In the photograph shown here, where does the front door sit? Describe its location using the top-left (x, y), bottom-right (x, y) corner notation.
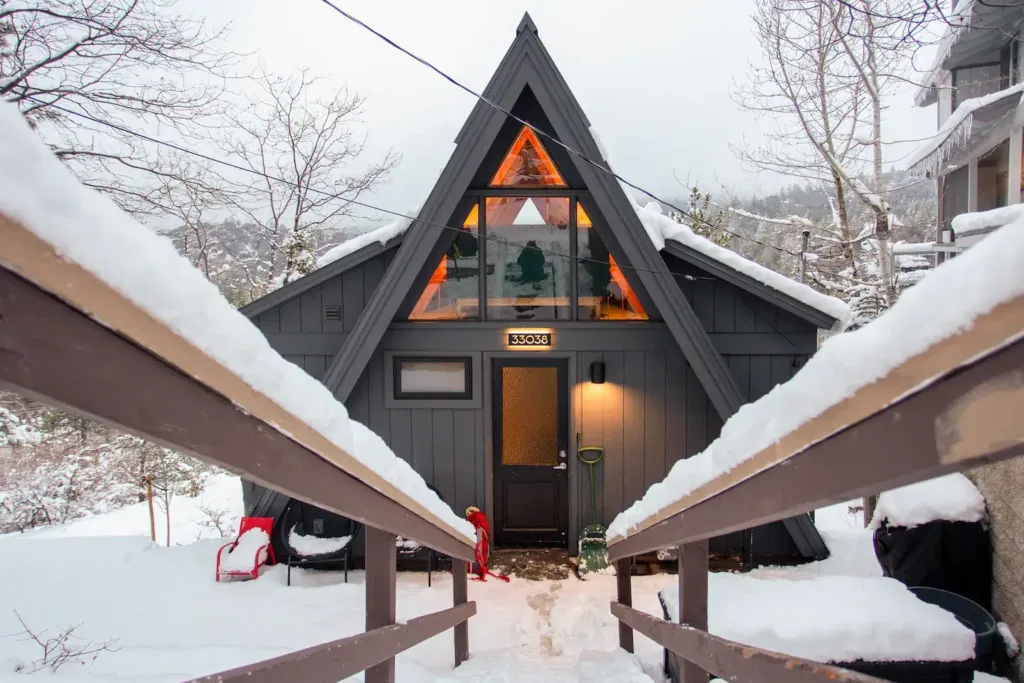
top-left (492, 358), bottom-right (569, 547)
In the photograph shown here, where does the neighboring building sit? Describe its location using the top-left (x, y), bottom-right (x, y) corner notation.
top-left (240, 14), bottom-right (850, 567)
top-left (908, 0), bottom-right (1024, 252)
top-left (910, 4), bottom-right (1024, 675)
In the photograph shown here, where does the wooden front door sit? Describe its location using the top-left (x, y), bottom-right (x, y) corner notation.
top-left (492, 358), bottom-right (569, 547)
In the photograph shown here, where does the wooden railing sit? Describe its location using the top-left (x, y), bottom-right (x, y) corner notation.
top-left (0, 212), bottom-right (477, 683)
top-left (607, 295), bottom-right (1024, 683)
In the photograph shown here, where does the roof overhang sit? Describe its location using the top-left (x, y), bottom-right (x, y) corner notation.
top-left (907, 84), bottom-right (1024, 177)
top-left (662, 240), bottom-right (840, 331)
top-left (916, 0), bottom-right (1024, 107)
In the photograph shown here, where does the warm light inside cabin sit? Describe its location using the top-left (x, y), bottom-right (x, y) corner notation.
top-left (576, 204), bottom-right (648, 320)
top-left (490, 126), bottom-right (567, 188)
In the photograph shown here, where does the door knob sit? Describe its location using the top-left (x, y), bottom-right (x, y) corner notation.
top-left (552, 462), bottom-right (567, 470)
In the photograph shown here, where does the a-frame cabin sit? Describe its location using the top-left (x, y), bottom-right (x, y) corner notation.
top-left (241, 13), bottom-right (848, 566)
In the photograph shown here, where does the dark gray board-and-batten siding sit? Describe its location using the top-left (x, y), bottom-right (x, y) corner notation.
top-left (244, 246), bottom-right (815, 561)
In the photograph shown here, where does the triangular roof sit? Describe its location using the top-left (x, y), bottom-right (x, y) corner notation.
top-left (321, 13), bottom-right (747, 419)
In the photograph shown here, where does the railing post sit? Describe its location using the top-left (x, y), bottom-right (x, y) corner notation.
top-left (679, 541), bottom-right (709, 683)
top-left (453, 558), bottom-right (469, 666)
top-left (616, 557), bottom-right (634, 653)
top-left (366, 526), bottom-right (397, 683)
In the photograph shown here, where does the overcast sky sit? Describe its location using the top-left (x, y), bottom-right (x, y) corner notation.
top-left (186, 0), bottom-right (938, 222)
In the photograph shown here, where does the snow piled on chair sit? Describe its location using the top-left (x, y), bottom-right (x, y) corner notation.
top-left (870, 473), bottom-right (986, 530)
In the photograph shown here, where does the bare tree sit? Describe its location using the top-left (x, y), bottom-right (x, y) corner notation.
top-left (219, 68), bottom-right (398, 290)
top-left (0, 0), bottom-right (237, 217)
top-left (734, 0), bottom-right (921, 323)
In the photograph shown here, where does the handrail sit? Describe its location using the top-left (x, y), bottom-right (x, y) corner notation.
top-left (188, 601), bottom-right (476, 683)
top-left (607, 291), bottom-right (1024, 552)
top-left (609, 333), bottom-right (1024, 560)
top-left (0, 212), bottom-right (475, 558)
top-left (610, 603), bottom-right (886, 683)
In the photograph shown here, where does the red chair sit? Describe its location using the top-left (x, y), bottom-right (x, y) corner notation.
top-left (216, 517), bottom-right (276, 582)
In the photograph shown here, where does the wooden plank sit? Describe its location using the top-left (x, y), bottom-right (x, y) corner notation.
top-left (342, 268), bottom-right (364, 332)
top-left (684, 364), bottom-right (707, 458)
top-left (0, 266), bottom-right (474, 561)
top-left (364, 257), bottom-right (386, 300)
top-left (664, 350), bottom-right (688, 475)
top-left (602, 351), bottom-right (624, 524)
top-left (692, 281), bottom-right (714, 331)
top-left (608, 334), bottom-right (1024, 558)
top-left (726, 356), bottom-right (750, 400)
top-left (191, 601), bottom-right (476, 683)
top-left (679, 541), bottom-right (709, 683)
top-left (713, 283), bottom-right (735, 333)
top-left (0, 215), bottom-right (474, 551)
top-left (623, 352), bottom-right (646, 506)
top-left (610, 603), bottom-right (885, 683)
top-left (453, 560), bottom-right (469, 666)
top-left (303, 355), bottom-right (327, 381)
top-left (368, 351), bottom-right (390, 444)
top-left (453, 410), bottom-right (477, 515)
top-left (579, 351), bottom-right (604, 526)
top-left (365, 526), bottom-right (398, 683)
top-left (749, 356), bottom-right (772, 400)
top-left (644, 351), bottom-right (666, 495)
top-left (411, 409), bottom-right (434, 482)
top-left (257, 308), bottom-right (280, 334)
top-left (616, 559), bottom-right (634, 654)
top-left (734, 296), bottom-right (756, 333)
top-left (433, 409), bottom-right (456, 507)
top-left (300, 287), bottom-right (322, 333)
top-left (280, 297), bottom-right (302, 333)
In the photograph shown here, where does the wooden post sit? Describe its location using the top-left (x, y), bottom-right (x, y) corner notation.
top-left (616, 558), bottom-right (634, 653)
top-left (146, 475), bottom-right (156, 543)
top-left (365, 526), bottom-right (397, 683)
top-left (453, 559), bottom-right (469, 666)
top-left (679, 541), bottom-right (709, 683)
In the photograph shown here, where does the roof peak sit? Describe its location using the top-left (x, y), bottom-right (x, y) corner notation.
top-left (516, 12), bottom-right (538, 36)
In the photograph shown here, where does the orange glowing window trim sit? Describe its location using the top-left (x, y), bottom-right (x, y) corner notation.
top-left (577, 203), bottom-right (592, 227)
top-left (608, 254), bottom-right (647, 319)
top-left (491, 126), bottom-right (567, 187)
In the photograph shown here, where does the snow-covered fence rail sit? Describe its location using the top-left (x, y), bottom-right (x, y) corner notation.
top-left (605, 222), bottom-right (1024, 683)
top-left (0, 102), bottom-right (476, 682)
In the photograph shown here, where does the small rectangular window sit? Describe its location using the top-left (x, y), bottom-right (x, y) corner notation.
top-left (394, 357), bottom-right (472, 399)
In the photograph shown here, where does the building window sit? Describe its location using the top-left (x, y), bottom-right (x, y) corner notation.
top-left (576, 203), bottom-right (648, 320)
top-left (490, 126), bottom-right (567, 188)
top-left (393, 357), bottom-right (472, 399)
top-left (408, 205), bottom-right (481, 321)
top-left (952, 63), bottom-right (1003, 109)
top-left (485, 196), bottom-right (572, 321)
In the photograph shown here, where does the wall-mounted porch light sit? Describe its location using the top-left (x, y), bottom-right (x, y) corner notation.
top-left (590, 361), bottom-right (606, 384)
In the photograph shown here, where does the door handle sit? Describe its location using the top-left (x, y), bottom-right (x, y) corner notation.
top-left (552, 462), bottom-right (567, 470)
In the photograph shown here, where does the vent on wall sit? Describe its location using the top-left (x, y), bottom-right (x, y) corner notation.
top-left (324, 305), bottom-right (341, 322)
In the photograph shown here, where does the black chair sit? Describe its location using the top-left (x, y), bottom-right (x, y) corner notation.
top-left (280, 499), bottom-right (363, 586)
top-left (396, 484), bottom-right (451, 587)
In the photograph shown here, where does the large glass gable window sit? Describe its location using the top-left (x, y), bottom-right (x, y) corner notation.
top-left (408, 126), bottom-right (648, 322)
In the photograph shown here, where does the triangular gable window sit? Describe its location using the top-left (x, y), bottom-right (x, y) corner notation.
top-left (577, 204), bottom-right (648, 320)
top-left (490, 126), bottom-right (566, 188)
top-left (408, 205), bottom-right (481, 320)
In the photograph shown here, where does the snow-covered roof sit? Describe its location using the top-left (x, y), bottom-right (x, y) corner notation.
top-left (906, 83), bottom-right (1024, 177)
top-left (316, 210), bottom-right (417, 270)
top-left (607, 204), bottom-right (1024, 541)
top-left (661, 575), bottom-right (974, 664)
top-left (870, 473), bottom-right (986, 530)
top-left (0, 101), bottom-right (475, 544)
top-left (635, 200), bottom-right (851, 328)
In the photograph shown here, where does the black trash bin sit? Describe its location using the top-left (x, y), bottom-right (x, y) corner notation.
top-left (910, 586), bottom-right (997, 672)
top-left (874, 519), bottom-right (992, 612)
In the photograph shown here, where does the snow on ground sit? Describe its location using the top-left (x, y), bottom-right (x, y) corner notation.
top-left (871, 473), bottom-right (987, 530)
top-left (608, 212), bottom-right (1024, 541)
top-left (0, 488), bottom-right (987, 682)
top-left (0, 102), bottom-right (473, 543)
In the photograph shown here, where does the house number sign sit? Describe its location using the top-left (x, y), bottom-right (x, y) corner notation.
top-left (507, 331), bottom-right (553, 348)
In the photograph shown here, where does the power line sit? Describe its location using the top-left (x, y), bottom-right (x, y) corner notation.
top-left (29, 97), bottom-right (776, 283)
top-left (314, 0), bottom-right (800, 258)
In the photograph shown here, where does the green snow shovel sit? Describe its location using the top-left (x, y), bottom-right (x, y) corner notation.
top-left (577, 436), bottom-right (610, 577)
